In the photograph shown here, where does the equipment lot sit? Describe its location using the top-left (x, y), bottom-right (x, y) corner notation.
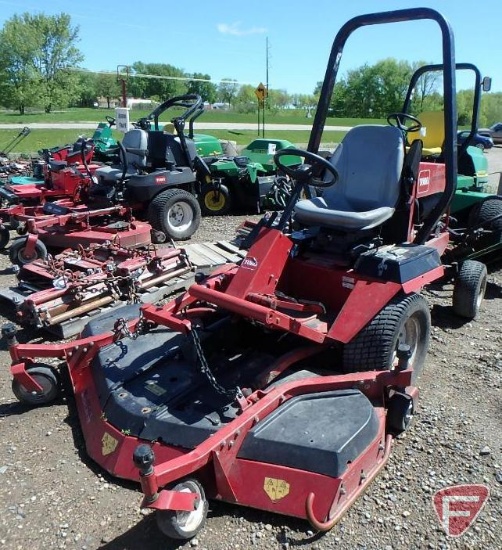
top-left (0, 148), bottom-right (501, 550)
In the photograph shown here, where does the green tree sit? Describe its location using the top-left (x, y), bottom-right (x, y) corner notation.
top-left (186, 72), bottom-right (217, 103)
top-left (0, 12), bottom-right (83, 113)
top-left (96, 73), bottom-right (120, 108)
top-left (75, 70), bottom-right (98, 107)
top-left (0, 14), bottom-right (43, 113)
top-left (234, 84), bottom-right (257, 113)
top-left (326, 58), bottom-right (422, 118)
top-left (267, 89), bottom-right (290, 112)
top-left (480, 92), bottom-right (502, 127)
top-left (129, 62), bottom-right (186, 100)
top-left (217, 79), bottom-right (239, 107)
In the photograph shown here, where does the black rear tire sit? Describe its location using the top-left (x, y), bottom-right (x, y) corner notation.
top-left (452, 260), bottom-right (487, 319)
top-left (148, 189), bottom-right (201, 241)
top-left (468, 198), bottom-right (502, 250)
top-left (343, 293), bottom-right (430, 382)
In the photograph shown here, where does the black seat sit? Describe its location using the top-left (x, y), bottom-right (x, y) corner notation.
top-left (294, 125), bottom-right (405, 231)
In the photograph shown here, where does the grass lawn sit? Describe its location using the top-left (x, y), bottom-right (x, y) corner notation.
top-left (0, 107), bottom-right (382, 155)
top-left (0, 128), bottom-right (347, 156)
top-left (0, 107), bottom-right (385, 126)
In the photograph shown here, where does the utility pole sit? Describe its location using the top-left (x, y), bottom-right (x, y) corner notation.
top-left (266, 36), bottom-right (270, 110)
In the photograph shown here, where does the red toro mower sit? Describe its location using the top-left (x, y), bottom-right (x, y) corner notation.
top-left (4, 7), bottom-right (460, 541)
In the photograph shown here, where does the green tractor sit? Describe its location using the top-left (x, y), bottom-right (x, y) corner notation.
top-left (198, 138), bottom-right (303, 216)
top-left (398, 62), bottom-right (500, 318)
top-left (403, 63), bottom-right (501, 266)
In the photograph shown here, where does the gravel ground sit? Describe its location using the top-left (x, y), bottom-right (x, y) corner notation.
top-left (0, 149), bottom-right (501, 550)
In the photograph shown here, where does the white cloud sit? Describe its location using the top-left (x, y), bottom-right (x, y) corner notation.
top-left (217, 21), bottom-right (267, 36)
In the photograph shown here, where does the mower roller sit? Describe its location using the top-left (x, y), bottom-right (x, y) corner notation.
top-left (1, 238), bottom-right (245, 338)
top-left (5, 7), bottom-right (463, 541)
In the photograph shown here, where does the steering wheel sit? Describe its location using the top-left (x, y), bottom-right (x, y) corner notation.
top-left (105, 115), bottom-right (116, 126)
top-left (387, 113), bottom-right (422, 133)
top-left (274, 148), bottom-right (338, 188)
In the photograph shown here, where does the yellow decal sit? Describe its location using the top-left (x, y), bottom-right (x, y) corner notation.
top-left (264, 477), bottom-right (290, 501)
top-left (101, 432), bottom-right (118, 456)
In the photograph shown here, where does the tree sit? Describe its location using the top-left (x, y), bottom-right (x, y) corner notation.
top-left (186, 72), bottom-right (217, 103)
top-left (326, 58), bottom-right (422, 118)
top-left (96, 73), bottom-right (120, 108)
top-left (234, 84), bottom-right (257, 113)
top-left (75, 70), bottom-right (98, 108)
top-left (0, 12), bottom-right (83, 113)
top-left (267, 89), bottom-right (290, 112)
top-left (480, 92), bottom-right (502, 127)
top-left (0, 14), bottom-right (43, 113)
top-left (129, 62), bottom-right (186, 101)
top-left (217, 79), bottom-right (239, 107)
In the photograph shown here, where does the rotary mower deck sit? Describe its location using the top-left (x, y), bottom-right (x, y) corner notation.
top-left (4, 7), bottom-right (467, 542)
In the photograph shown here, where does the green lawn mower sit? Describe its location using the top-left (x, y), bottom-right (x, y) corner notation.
top-left (400, 62), bottom-right (501, 318)
top-left (199, 138), bottom-right (303, 216)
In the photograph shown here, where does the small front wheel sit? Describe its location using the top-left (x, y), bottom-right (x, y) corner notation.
top-left (0, 225), bottom-right (10, 250)
top-left (12, 364), bottom-right (61, 406)
top-left (200, 183), bottom-right (232, 216)
top-left (9, 237), bottom-right (48, 266)
top-left (156, 479), bottom-right (208, 540)
top-left (387, 392), bottom-right (414, 433)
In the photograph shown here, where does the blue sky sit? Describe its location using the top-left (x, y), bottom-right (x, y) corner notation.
top-left (0, 0), bottom-right (500, 95)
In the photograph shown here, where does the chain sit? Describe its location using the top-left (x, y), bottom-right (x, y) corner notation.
top-left (188, 329), bottom-right (240, 400)
top-left (112, 310), bottom-right (149, 343)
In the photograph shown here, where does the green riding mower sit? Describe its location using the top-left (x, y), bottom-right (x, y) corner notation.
top-left (199, 138), bottom-right (303, 216)
top-left (400, 62), bottom-right (501, 318)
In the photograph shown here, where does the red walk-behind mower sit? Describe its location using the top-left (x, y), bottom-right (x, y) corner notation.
top-left (4, 7), bottom-right (459, 541)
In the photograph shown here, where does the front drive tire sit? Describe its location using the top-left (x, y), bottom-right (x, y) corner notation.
top-left (342, 293), bottom-right (430, 383)
top-left (148, 189), bottom-right (201, 241)
top-left (452, 260), bottom-right (487, 319)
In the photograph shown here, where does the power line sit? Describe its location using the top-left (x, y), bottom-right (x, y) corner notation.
top-left (70, 67), bottom-right (250, 86)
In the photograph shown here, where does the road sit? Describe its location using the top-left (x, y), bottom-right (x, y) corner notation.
top-left (0, 122), bottom-right (352, 131)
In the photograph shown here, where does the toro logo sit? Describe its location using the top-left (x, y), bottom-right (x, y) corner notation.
top-left (417, 169), bottom-right (430, 193)
top-left (155, 175), bottom-right (166, 185)
top-left (433, 484), bottom-right (489, 537)
top-left (241, 256), bottom-right (258, 270)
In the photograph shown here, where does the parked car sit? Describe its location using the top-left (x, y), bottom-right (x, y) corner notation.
top-left (457, 130), bottom-right (494, 150)
top-left (478, 122), bottom-right (502, 144)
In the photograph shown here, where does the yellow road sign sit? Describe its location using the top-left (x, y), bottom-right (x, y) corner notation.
top-left (255, 82), bottom-right (267, 101)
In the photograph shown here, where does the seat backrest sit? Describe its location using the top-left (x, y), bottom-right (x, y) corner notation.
top-left (122, 128), bottom-right (148, 168)
top-left (407, 111), bottom-right (444, 150)
top-left (322, 125), bottom-right (405, 211)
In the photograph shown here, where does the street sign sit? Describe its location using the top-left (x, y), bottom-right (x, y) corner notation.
top-left (255, 82), bottom-right (267, 102)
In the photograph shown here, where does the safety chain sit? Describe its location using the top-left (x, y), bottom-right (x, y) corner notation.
top-left (188, 328), bottom-right (241, 400)
top-left (112, 310), bottom-right (149, 343)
